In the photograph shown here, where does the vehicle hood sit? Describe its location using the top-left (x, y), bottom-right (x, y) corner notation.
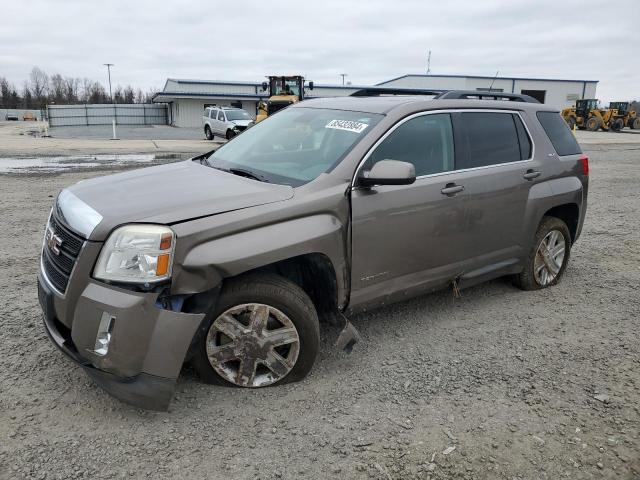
top-left (60, 160), bottom-right (294, 241)
top-left (230, 119), bottom-right (253, 127)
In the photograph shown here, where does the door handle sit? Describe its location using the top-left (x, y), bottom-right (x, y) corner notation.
top-left (441, 183), bottom-right (465, 196)
top-left (523, 169), bottom-right (541, 180)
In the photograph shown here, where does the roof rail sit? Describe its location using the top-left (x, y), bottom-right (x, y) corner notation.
top-left (350, 87), bottom-right (445, 97)
top-left (434, 90), bottom-right (540, 103)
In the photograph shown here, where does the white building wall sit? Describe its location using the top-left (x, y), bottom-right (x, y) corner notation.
top-left (381, 75), bottom-right (598, 109)
top-left (171, 98), bottom-right (259, 127)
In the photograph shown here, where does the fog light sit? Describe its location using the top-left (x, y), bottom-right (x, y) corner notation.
top-left (94, 312), bottom-right (115, 356)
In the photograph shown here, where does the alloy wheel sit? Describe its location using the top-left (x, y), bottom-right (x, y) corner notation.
top-left (206, 303), bottom-right (300, 387)
top-left (533, 229), bottom-right (566, 286)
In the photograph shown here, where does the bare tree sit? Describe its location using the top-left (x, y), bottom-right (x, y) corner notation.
top-left (63, 77), bottom-right (80, 104)
top-left (29, 66), bottom-right (49, 107)
top-left (123, 85), bottom-right (135, 104)
top-left (22, 82), bottom-right (34, 108)
top-left (0, 77), bottom-right (11, 108)
top-left (49, 73), bottom-right (65, 104)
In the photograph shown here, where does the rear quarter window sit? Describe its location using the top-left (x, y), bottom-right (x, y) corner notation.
top-left (537, 111), bottom-right (582, 156)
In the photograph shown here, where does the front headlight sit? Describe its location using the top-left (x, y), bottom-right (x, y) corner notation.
top-left (94, 224), bottom-right (175, 284)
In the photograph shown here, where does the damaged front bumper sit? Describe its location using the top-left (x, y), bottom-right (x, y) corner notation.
top-left (37, 271), bottom-right (204, 411)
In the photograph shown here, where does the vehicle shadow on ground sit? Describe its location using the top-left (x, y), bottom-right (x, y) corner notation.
top-left (175, 275), bottom-right (521, 398)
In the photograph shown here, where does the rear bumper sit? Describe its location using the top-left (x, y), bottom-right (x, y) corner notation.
top-left (37, 272), bottom-right (203, 411)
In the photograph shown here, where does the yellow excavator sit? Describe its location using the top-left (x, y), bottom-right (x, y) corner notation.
top-left (255, 75), bottom-right (314, 123)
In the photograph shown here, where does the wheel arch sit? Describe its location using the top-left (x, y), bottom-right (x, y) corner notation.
top-left (543, 203), bottom-right (580, 242)
top-left (171, 214), bottom-right (349, 312)
top-left (523, 177), bottom-right (585, 248)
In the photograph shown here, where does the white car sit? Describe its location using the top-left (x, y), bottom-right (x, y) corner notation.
top-left (203, 106), bottom-right (254, 140)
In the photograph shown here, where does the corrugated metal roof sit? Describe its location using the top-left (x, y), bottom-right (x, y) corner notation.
top-left (377, 74), bottom-right (599, 85)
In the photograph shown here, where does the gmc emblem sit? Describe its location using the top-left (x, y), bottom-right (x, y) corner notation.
top-left (45, 226), bottom-right (63, 255)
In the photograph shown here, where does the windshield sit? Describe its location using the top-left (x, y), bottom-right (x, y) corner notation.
top-left (207, 108), bottom-right (382, 186)
top-left (225, 109), bottom-right (251, 121)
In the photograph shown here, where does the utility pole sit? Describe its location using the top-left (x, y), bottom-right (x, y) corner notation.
top-left (103, 63), bottom-right (118, 140)
top-left (427, 50), bottom-right (431, 75)
top-left (340, 73), bottom-right (348, 85)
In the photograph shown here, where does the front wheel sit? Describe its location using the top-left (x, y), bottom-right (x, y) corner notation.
top-left (192, 274), bottom-right (319, 388)
top-left (513, 216), bottom-right (571, 291)
top-left (631, 117), bottom-right (640, 130)
top-left (225, 129), bottom-right (236, 140)
top-left (586, 117), bottom-right (601, 131)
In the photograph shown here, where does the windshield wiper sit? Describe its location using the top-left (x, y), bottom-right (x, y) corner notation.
top-left (210, 164), bottom-right (268, 182)
top-left (228, 168), bottom-right (269, 182)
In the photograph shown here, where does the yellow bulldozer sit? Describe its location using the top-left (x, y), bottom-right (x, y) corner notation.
top-left (255, 75), bottom-right (314, 123)
top-left (608, 102), bottom-right (640, 130)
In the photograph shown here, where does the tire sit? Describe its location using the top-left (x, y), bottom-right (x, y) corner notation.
top-left (632, 117), bottom-right (640, 130)
top-left (192, 273), bottom-right (320, 388)
top-left (566, 117), bottom-right (576, 130)
top-left (586, 116), bottom-right (601, 131)
top-left (611, 118), bottom-right (624, 132)
top-left (513, 216), bottom-right (571, 291)
top-left (225, 129), bottom-right (236, 140)
top-left (204, 125), bottom-right (214, 140)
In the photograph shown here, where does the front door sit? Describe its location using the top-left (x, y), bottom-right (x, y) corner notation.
top-left (349, 112), bottom-right (469, 310)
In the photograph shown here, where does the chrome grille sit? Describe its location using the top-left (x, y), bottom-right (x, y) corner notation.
top-left (42, 214), bottom-right (85, 293)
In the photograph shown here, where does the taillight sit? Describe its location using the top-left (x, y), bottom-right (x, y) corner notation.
top-left (579, 155), bottom-right (589, 176)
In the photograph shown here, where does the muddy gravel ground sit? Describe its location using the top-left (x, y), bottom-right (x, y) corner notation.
top-left (0, 146), bottom-right (638, 480)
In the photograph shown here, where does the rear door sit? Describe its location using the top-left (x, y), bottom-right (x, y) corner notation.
top-left (450, 110), bottom-right (538, 272)
top-left (349, 112), bottom-right (470, 309)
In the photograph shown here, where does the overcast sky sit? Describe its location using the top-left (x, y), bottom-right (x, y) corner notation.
top-left (2, 0), bottom-right (638, 102)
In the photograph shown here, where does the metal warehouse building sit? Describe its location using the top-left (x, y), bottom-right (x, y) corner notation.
top-left (152, 74), bottom-right (598, 128)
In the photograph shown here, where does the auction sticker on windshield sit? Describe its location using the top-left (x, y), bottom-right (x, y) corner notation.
top-left (325, 119), bottom-right (369, 134)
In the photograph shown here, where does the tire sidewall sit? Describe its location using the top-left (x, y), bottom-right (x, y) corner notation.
top-left (205, 126), bottom-right (213, 140)
top-left (530, 218), bottom-right (572, 289)
top-left (193, 275), bottom-right (319, 388)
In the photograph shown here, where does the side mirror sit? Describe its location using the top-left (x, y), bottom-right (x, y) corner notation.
top-left (308, 81), bottom-right (314, 90)
top-left (358, 160), bottom-right (416, 187)
top-left (261, 81), bottom-right (268, 92)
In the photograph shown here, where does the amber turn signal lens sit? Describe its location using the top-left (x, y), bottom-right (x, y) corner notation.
top-left (159, 233), bottom-right (172, 250)
top-left (156, 254), bottom-right (170, 276)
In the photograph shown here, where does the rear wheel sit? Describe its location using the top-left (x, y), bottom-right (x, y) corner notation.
top-left (193, 274), bottom-right (319, 388)
top-left (513, 216), bottom-right (571, 291)
top-left (586, 116), bottom-right (601, 131)
top-left (205, 125), bottom-right (214, 140)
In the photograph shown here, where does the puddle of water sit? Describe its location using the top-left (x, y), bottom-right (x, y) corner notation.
top-left (0, 154), bottom-right (161, 174)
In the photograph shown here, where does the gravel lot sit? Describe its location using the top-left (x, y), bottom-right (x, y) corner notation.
top-left (0, 144), bottom-right (638, 480)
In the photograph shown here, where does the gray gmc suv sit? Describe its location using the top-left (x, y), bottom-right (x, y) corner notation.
top-left (38, 93), bottom-right (588, 410)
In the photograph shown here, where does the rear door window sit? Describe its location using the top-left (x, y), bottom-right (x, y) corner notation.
top-left (537, 111), bottom-right (582, 156)
top-left (456, 112), bottom-right (524, 169)
top-left (365, 113), bottom-right (454, 176)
